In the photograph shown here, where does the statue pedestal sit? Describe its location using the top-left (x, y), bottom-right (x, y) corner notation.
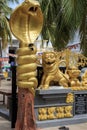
top-left (35, 87), bottom-right (71, 105)
top-left (34, 87), bottom-right (87, 128)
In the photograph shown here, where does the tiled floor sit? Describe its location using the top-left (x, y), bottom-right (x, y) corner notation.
top-left (0, 116), bottom-right (87, 130)
top-left (0, 116), bottom-right (12, 130)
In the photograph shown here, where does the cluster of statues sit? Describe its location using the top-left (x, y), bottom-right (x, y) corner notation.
top-left (39, 51), bottom-right (87, 90)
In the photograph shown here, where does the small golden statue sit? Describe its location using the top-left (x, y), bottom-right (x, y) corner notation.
top-left (66, 66), bottom-right (81, 87)
top-left (39, 51), bottom-right (69, 89)
top-left (81, 70), bottom-right (87, 86)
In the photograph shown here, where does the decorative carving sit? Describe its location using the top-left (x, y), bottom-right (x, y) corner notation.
top-left (38, 106), bottom-right (73, 120)
top-left (38, 108), bottom-right (47, 120)
top-left (71, 86), bottom-right (87, 90)
top-left (56, 107), bottom-right (65, 118)
top-left (77, 53), bottom-right (87, 67)
top-left (58, 49), bottom-right (87, 68)
top-left (47, 107), bottom-right (56, 119)
top-left (64, 106), bottom-right (73, 118)
top-left (66, 93), bottom-right (74, 103)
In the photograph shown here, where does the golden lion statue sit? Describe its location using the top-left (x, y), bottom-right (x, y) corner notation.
top-left (39, 52), bottom-right (69, 89)
top-left (66, 66), bottom-right (81, 87)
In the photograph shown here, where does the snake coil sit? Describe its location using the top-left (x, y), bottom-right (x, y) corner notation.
top-left (9, 0), bottom-right (43, 95)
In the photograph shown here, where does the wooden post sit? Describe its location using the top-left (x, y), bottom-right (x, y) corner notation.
top-left (11, 66), bottom-right (17, 128)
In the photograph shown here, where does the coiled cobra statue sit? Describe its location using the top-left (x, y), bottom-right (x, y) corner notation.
top-left (9, 0), bottom-right (43, 95)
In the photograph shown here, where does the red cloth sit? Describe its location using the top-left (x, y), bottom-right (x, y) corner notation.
top-left (15, 88), bottom-right (36, 130)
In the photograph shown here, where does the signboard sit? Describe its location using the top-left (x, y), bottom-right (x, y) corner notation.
top-left (75, 94), bottom-right (87, 115)
top-left (0, 57), bottom-right (9, 61)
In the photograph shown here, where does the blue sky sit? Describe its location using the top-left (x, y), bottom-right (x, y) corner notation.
top-left (9, 0), bottom-right (24, 9)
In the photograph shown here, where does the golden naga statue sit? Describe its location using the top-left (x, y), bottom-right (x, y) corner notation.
top-left (39, 51), bottom-right (69, 89)
top-left (9, 0), bottom-right (43, 95)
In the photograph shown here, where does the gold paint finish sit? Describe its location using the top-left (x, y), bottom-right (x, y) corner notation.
top-left (38, 106), bottom-right (73, 120)
top-left (9, 0), bottom-right (43, 95)
top-left (66, 66), bottom-right (81, 87)
top-left (64, 106), bottom-right (73, 118)
top-left (66, 93), bottom-right (74, 103)
top-left (10, 0), bottom-right (43, 43)
top-left (47, 107), bottom-right (56, 119)
top-left (38, 108), bottom-right (47, 120)
top-left (56, 107), bottom-right (65, 118)
top-left (81, 70), bottom-right (87, 86)
top-left (39, 52), bottom-right (69, 89)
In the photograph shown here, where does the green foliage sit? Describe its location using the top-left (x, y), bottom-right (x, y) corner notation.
top-left (38, 0), bottom-right (87, 55)
top-left (0, 0), bottom-right (19, 49)
top-left (38, 0), bottom-right (74, 50)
